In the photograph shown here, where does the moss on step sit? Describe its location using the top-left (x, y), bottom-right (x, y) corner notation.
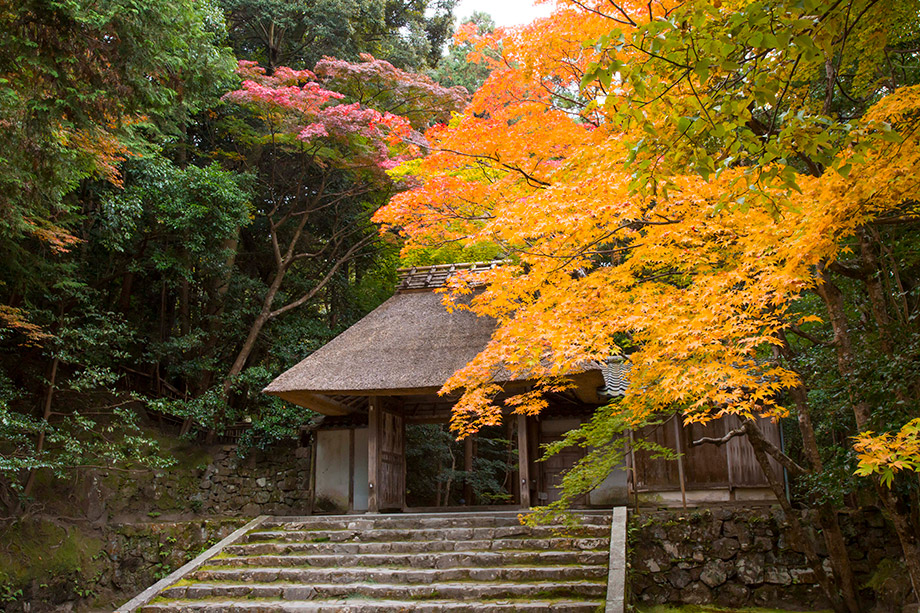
top-left (637, 606), bottom-right (833, 613)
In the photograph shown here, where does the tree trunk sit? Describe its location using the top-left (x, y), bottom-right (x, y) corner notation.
top-left (859, 232), bottom-right (894, 356)
top-left (816, 271), bottom-right (920, 597)
top-left (179, 278), bottom-right (191, 338)
top-left (198, 231), bottom-right (241, 395)
top-left (206, 266), bottom-right (284, 442)
top-left (435, 456), bottom-right (443, 507)
top-left (776, 335), bottom-right (862, 613)
top-left (791, 390), bottom-right (861, 613)
top-left (745, 420), bottom-right (847, 613)
top-left (23, 356), bottom-right (59, 499)
top-left (117, 271), bottom-right (134, 313)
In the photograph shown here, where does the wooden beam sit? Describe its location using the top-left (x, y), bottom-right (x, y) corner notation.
top-left (348, 427), bottom-right (355, 511)
top-left (725, 417), bottom-right (737, 501)
top-left (464, 437), bottom-right (474, 506)
top-left (672, 416), bottom-right (687, 510)
top-left (367, 396), bottom-right (380, 513)
top-left (270, 391), bottom-right (353, 415)
top-left (628, 428), bottom-right (639, 513)
top-left (517, 414), bottom-right (531, 509)
top-left (309, 431), bottom-right (318, 515)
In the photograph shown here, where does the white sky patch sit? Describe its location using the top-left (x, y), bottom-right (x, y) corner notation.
top-left (453, 0), bottom-right (554, 27)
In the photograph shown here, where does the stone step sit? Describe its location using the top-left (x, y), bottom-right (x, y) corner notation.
top-left (156, 579), bottom-right (607, 601)
top-left (244, 524), bottom-right (610, 544)
top-left (260, 512), bottom-right (611, 532)
top-left (188, 564), bottom-right (609, 585)
top-left (129, 511), bottom-right (615, 612)
top-left (140, 597), bottom-right (605, 612)
top-left (208, 549), bottom-right (610, 568)
top-left (224, 536), bottom-right (609, 556)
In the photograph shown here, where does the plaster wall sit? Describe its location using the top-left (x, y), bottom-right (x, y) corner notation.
top-left (353, 427), bottom-right (369, 511)
top-left (314, 429), bottom-right (351, 512)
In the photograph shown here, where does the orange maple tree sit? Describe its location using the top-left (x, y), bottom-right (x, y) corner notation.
top-left (376, 0), bottom-right (920, 605)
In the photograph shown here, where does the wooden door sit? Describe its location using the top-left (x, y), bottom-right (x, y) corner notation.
top-left (632, 414), bottom-right (784, 493)
top-left (723, 414), bottom-right (783, 487)
top-left (538, 418), bottom-right (587, 506)
top-left (378, 408), bottom-right (405, 511)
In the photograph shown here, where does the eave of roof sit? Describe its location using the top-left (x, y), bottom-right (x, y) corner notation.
top-left (263, 290), bottom-right (498, 401)
top-left (263, 261), bottom-right (612, 414)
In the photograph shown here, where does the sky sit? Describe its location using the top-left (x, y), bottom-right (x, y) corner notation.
top-left (452, 0), bottom-right (554, 27)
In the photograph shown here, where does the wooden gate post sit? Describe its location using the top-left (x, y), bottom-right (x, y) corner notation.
top-left (517, 414), bottom-right (531, 508)
top-left (368, 396), bottom-right (380, 513)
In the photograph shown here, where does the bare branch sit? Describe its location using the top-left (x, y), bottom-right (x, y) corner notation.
top-left (692, 423), bottom-right (748, 446)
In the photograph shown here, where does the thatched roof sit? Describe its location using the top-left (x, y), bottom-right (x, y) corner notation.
top-left (264, 262), bottom-right (609, 415)
top-left (263, 289), bottom-right (498, 412)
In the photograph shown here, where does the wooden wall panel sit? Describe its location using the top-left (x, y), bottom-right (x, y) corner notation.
top-left (682, 419), bottom-right (730, 488)
top-left (724, 414), bottom-right (783, 487)
top-left (633, 419), bottom-right (680, 490)
top-left (632, 415), bottom-right (785, 492)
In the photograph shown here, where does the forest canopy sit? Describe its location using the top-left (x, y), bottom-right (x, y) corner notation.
top-left (1, 0), bottom-right (920, 606)
top-left (374, 0), bottom-right (920, 606)
top-left (0, 0), bottom-right (468, 512)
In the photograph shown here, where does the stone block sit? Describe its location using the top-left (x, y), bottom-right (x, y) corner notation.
top-left (637, 584), bottom-right (669, 605)
top-left (752, 584), bottom-right (782, 606)
top-left (763, 567), bottom-right (791, 585)
top-left (736, 553), bottom-right (765, 585)
top-left (752, 536), bottom-right (772, 552)
top-left (667, 567), bottom-right (691, 589)
top-left (711, 537), bottom-right (740, 560)
top-left (679, 581), bottom-right (711, 605)
top-left (700, 559), bottom-right (733, 588)
top-left (715, 582), bottom-right (750, 607)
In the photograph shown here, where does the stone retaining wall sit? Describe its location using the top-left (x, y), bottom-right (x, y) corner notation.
top-left (106, 442), bottom-right (312, 519)
top-left (194, 445), bottom-right (312, 516)
top-left (629, 507), bottom-right (915, 612)
top-left (0, 441), bottom-right (313, 612)
top-left (0, 519), bottom-right (246, 613)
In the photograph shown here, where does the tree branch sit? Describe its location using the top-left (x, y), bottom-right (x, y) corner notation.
top-left (691, 423), bottom-right (748, 446)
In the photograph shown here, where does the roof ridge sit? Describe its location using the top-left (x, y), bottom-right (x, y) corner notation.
top-left (395, 260), bottom-right (509, 292)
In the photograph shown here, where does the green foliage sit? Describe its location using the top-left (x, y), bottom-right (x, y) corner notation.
top-left (400, 242), bottom-right (505, 267)
top-left (0, 373), bottom-right (46, 480)
top-left (221, 0), bottom-right (457, 71)
top-left (0, 292), bottom-right (174, 505)
top-left (0, 519), bottom-right (103, 599)
top-left (235, 368), bottom-right (317, 453)
top-left (428, 11), bottom-right (497, 92)
top-left (405, 424), bottom-right (461, 506)
top-left (0, 0), bottom-right (236, 295)
top-left (99, 156), bottom-right (253, 258)
top-left (405, 423), bottom-right (514, 506)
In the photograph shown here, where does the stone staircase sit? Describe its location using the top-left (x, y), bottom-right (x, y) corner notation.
top-left (137, 511), bottom-right (612, 612)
